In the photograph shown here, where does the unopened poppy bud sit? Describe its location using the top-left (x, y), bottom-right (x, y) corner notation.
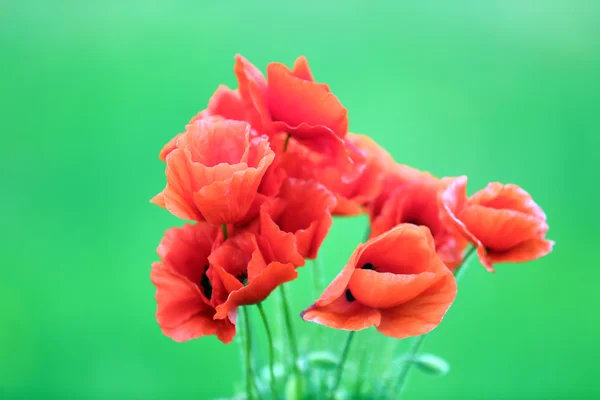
top-left (408, 353), bottom-right (450, 376)
top-left (305, 351), bottom-right (339, 371)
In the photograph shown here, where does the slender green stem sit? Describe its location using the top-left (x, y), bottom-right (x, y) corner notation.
top-left (279, 285), bottom-right (303, 396)
top-left (352, 336), bottom-right (371, 397)
top-left (282, 133), bottom-right (291, 152)
top-left (222, 224), bottom-right (229, 240)
top-left (454, 245), bottom-right (477, 280)
top-left (394, 334), bottom-right (427, 397)
top-left (329, 331), bottom-right (355, 399)
top-left (311, 258), bottom-right (323, 297)
top-left (394, 245), bottom-right (478, 397)
top-left (279, 285), bottom-right (300, 361)
top-left (257, 303), bottom-right (277, 399)
top-left (309, 258), bottom-right (326, 353)
top-left (241, 307), bottom-right (255, 400)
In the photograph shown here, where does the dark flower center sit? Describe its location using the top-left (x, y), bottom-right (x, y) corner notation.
top-left (345, 264), bottom-right (376, 303)
top-left (200, 266), bottom-right (212, 300)
top-left (237, 271), bottom-right (248, 286)
top-left (345, 289), bottom-right (356, 302)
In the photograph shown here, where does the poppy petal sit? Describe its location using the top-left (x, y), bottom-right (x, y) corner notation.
top-left (276, 178), bottom-right (337, 259)
top-left (193, 169), bottom-right (263, 225)
top-left (150, 191), bottom-right (166, 208)
top-left (234, 55), bottom-right (270, 132)
top-left (207, 85), bottom-right (246, 121)
top-left (314, 250), bottom-right (362, 307)
top-left (267, 62), bottom-right (348, 137)
top-left (470, 183), bottom-right (547, 220)
top-left (291, 56), bottom-right (315, 82)
top-left (151, 262), bottom-right (234, 342)
top-left (159, 121), bottom-right (275, 225)
top-left (259, 200), bottom-right (305, 266)
top-left (376, 271), bottom-right (457, 339)
top-left (357, 225), bottom-right (437, 275)
top-left (458, 205), bottom-right (548, 252)
top-left (161, 312), bottom-right (236, 344)
top-left (214, 262), bottom-right (298, 320)
top-left (157, 223), bottom-right (217, 284)
top-left (369, 163), bottom-right (432, 220)
top-left (332, 134), bottom-right (392, 216)
top-left (487, 238), bottom-right (555, 265)
top-left (348, 270), bottom-right (440, 309)
top-left (158, 133), bottom-right (182, 161)
top-left (301, 295), bottom-right (381, 331)
top-left (291, 56), bottom-right (331, 91)
top-left (209, 233), bottom-right (266, 283)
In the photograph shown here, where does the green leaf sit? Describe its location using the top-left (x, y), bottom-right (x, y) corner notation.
top-left (409, 353), bottom-right (450, 376)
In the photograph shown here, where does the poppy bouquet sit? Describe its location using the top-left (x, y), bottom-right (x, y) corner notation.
top-left (150, 55), bottom-right (554, 399)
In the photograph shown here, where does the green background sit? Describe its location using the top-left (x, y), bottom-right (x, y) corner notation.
top-left (2, 0), bottom-right (599, 398)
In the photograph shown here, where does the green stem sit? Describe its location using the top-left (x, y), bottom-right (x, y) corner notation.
top-left (394, 334), bottom-right (427, 397)
top-left (283, 133), bottom-right (291, 152)
top-left (394, 245), bottom-right (478, 397)
top-left (241, 307), bottom-right (262, 400)
top-left (329, 331), bottom-right (355, 399)
top-left (454, 245), bottom-right (476, 280)
top-left (241, 307), bottom-right (254, 400)
top-left (279, 285), bottom-right (300, 361)
top-left (311, 258), bottom-right (323, 298)
top-left (352, 336), bottom-right (370, 397)
top-left (279, 285), bottom-right (302, 396)
top-left (257, 303), bottom-right (277, 399)
top-left (222, 224), bottom-right (229, 240)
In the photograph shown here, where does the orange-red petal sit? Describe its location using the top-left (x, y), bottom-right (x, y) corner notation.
top-left (487, 237), bottom-right (555, 265)
top-left (151, 262), bottom-right (235, 343)
top-left (357, 225), bottom-right (438, 275)
top-left (214, 261), bottom-right (298, 320)
top-left (158, 133), bottom-right (182, 161)
top-left (234, 55), bottom-right (270, 132)
top-left (348, 269), bottom-right (440, 309)
top-left (376, 271), bottom-right (456, 339)
top-left (156, 222), bottom-right (217, 284)
top-left (275, 178), bottom-right (337, 259)
top-left (301, 295), bottom-right (381, 331)
top-left (267, 62), bottom-right (348, 137)
top-left (156, 119), bottom-right (275, 224)
top-left (469, 182), bottom-right (547, 220)
top-left (258, 198), bottom-right (305, 266)
top-left (207, 85), bottom-right (246, 121)
top-left (458, 205), bottom-right (548, 252)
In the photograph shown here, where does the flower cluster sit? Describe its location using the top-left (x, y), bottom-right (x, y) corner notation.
top-left (150, 55), bottom-right (554, 346)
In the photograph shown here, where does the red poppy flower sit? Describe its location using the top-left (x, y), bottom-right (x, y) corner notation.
top-left (325, 133), bottom-right (393, 215)
top-left (276, 133), bottom-right (386, 216)
top-left (266, 57), bottom-right (348, 138)
top-left (258, 178), bottom-right (337, 264)
top-left (159, 85), bottom-right (248, 162)
top-left (150, 223), bottom-right (235, 343)
top-left (188, 85), bottom-right (247, 125)
top-left (233, 55), bottom-right (347, 137)
top-left (301, 224), bottom-right (457, 339)
top-left (271, 132), bottom-right (366, 191)
top-left (234, 55), bottom-right (354, 168)
top-left (440, 176), bottom-right (554, 271)
top-left (210, 232), bottom-right (298, 320)
top-left (369, 162), bottom-right (431, 220)
top-left (370, 175), bottom-right (469, 269)
top-left (151, 119), bottom-right (275, 225)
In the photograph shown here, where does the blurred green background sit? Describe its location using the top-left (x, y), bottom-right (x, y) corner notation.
top-left (2, 0), bottom-right (599, 398)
